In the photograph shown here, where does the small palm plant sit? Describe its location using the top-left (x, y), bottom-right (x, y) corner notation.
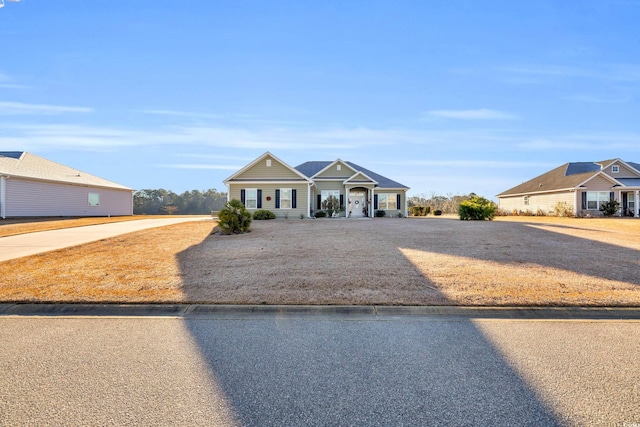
top-left (218, 199), bottom-right (252, 234)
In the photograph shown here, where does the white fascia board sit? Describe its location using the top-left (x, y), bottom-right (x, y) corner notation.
top-left (497, 187), bottom-right (577, 198)
top-left (343, 171), bottom-right (378, 186)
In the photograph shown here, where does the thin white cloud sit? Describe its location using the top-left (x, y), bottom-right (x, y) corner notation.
top-left (373, 159), bottom-right (557, 169)
top-left (426, 109), bottom-right (518, 120)
top-left (138, 109), bottom-right (224, 120)
top-left (156, 164), bottom-right (241, 170)
top-left (0, 101), bottom-right (92, 115)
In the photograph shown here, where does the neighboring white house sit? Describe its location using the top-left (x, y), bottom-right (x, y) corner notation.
top-left (0, 151), bottom-right (134, 218)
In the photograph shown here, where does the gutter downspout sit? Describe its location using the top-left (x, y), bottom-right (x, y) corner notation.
top-left (0, 176), bottom-right (7, 219)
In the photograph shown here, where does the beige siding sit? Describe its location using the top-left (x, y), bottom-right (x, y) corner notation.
top-left (235, 154), bottom-right (303, 180)
top-left (604, 163), bottom-right (639, 178)
top-left (499, 191), bottom-right (575, 215)
top-left (314, 162), bottom-right (355, 179)
top-left (6, 178), bottom-right (132, 217)
top-left (229, 183), bottom-right (309, 218)
top-left (584, 175), bottom-right (615, 191)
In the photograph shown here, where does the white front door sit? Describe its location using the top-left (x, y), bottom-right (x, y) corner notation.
top-left (350, 195), bottom-right (366, 217)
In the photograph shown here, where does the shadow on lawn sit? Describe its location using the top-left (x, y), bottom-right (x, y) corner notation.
top-left (175, 220), bottom-right (567, 426)
top-left (398, 217), bottom-right (640, 287)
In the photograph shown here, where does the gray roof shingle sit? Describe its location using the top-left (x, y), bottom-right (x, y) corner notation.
top-left (0, 152), bottom-right (133, 190)
top-left (294, 161), bottom-right (409, 189)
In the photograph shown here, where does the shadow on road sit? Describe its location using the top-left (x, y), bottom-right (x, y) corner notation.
top-left (175, 219), bottom-right (577, 425)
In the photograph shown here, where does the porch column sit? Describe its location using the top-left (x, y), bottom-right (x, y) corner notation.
top-left (307, 183), bottom-right (312, 218)
top-left (345, 186), bottom-right (350, 218)
top-left (635, 191), bottom-right (639, 218)
top-left (370, 187), bottom-right (375, 218)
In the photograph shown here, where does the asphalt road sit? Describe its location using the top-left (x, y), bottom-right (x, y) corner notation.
top-left (1, 311), bottom-right (638, 426)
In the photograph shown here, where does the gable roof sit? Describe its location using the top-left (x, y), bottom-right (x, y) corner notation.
top-left (295, 160), bottom-right (409, 189)
top-left (223, 151), bottom-right (312, 184)
top-left (0, 151), bottom-right (133, 190)
top-left (497, 159), bottom-right (640, 197)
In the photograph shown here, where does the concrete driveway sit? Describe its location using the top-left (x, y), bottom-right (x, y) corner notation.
top-left (0, 218), bottom-right (212, 262)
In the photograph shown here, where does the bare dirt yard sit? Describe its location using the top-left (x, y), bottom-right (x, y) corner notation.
top-left (1, 216), bottom-right (639, 306)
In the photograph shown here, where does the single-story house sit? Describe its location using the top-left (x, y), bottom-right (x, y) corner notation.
top-left (497, 158), bottom-right (640, 217)
top-left (224, 152), bottom-right (410, 218)
top-left (0, 151), bottom-right (134, 218)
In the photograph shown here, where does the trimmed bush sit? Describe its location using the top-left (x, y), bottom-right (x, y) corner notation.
top-left (218, 199), bottom-right (252, 234)
top-left (375, 210), bottom-right (386, 217)
top-left (458, 196), bottom-right (497, 221)
top-left (253, 209), bottom-right (276, 220)
top-left (433, 210), bottom-right (443, 216)
top-left (410, 206), bottom-right (431, 216)
top-left (314, 211), bottom-right (327, 218)
top-left (600, 200), bottom-right (620, 217)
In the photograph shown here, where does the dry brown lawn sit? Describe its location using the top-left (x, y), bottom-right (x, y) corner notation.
top-left (1, 216), bottom-right (639, 306)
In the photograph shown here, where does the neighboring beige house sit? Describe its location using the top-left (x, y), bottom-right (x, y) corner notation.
top-left (497, 158), bottom-right (640, 217)
top-left (0, 151), bottom-right (134, 219)
top-left (224, 152), bottom-right (410, 218)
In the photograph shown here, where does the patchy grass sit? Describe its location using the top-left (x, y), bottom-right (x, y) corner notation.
top-left (1, 216), bottom-right (639, 305)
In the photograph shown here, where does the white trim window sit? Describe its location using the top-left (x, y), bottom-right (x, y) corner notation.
top-left (523, 196), bottom-right (530, 206)
top-left (245, 188), bottom-right (257, 209)
top-left (280, 188), bottom-right (292, 209)
top-left (378, 193), bottom-right (397, 210)
top-left (88, 192), bottom-right (100, 207)
top-left (612, 165), bottom-right (620, 173)
top-left (321, 190), bottom-right (340, 206)
top-left (586, 191), bottom-right (610, 210)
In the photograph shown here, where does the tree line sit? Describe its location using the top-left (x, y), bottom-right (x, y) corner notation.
top-left (133, 188), bottom-right (227, 215)
top-left (407, 192), bottom-right (482, 214)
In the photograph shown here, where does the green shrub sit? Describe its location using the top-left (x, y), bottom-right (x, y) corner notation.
top-left (375, 210), bottom-right (386, 217)
top-left (253, 209), bottom-right (276, 220)
top-left (410, 206), bottom-right (431, 216)
top-left (218, 199), bottom-right (252, 234)
top-left (600, 200), bottom-right (620, 217)
top-left (315, 211), bottom-right (327, 218)
top-left (458, 196), bottom-right (497, 221)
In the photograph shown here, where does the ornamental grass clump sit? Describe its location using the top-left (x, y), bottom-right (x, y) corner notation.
top-left (458, 196), bottom-right (497, 221)
top-left (218, 199), bottom-right (252, 234)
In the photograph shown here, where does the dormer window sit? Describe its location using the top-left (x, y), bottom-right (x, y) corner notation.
top-left (266, 159), bottom-right (272, 167)
top-left (612, 165), bottom-right (619, 173)
top-left (337, 165), bottom-right (341, 171)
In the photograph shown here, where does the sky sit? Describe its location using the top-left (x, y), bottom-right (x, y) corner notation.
top-left (1, 1), bottom-right (640, 199)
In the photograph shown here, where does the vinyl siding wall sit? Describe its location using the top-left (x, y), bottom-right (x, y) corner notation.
top-left (236, 155), bottom-right (303, 180)
top-left (5, 178), bottom-right (133, 217)
top-left (314, 163), bottom-right (355, 179)
top-left (499, 191), bottom-right (575, 215)
top-left (228, 183), bottom-right (309, 218)
top-left (603, 163), bottom-right (638, 178)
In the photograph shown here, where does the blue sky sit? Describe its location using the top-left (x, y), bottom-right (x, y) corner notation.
top-left (2, 1), bottom-right (640, 199)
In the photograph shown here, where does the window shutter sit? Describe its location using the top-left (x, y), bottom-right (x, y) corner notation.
top-left (374, 194), bottom-right (378, 210)
top-left (317, 194), bottom-right (322, 210)
top-left (275, 189), bottom-right (280, 209)
top-left (257, 189), bottom-right (262, 209)
top-left (240, 189), bottom-right (246, 205)
top-left (610, 192), bottom-right (614, 201)
top-left (581, 192), bottom-right (587, 210)
top-left (339, 194), bottom-right (344, 208)
top-left (623, 193), bottom-right (628, 209)
top-left (292, 189), bottom-right (297, 209)
top-left (396, 194), bottom-right (401, 209)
